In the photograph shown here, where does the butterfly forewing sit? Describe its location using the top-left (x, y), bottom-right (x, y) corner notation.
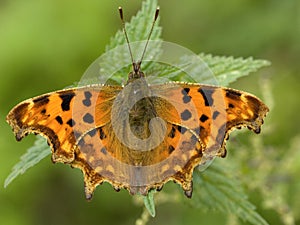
top-left (6, 85), bottom-right (122, 163)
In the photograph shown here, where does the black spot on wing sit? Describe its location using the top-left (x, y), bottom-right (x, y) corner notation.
top-left (33, 95), bottom-right (50, 107)
top-left (59, 92), bottom-right (75, 111)
top-left (213, 111), bottom-right (220, 120)
top-left (199, 114), bottom-right (209, 123)
top-left (98, 127), bottom-right (106, 140)
top-left (82, 91), bottom-right (92, 107)
top-left (101, 147), bottom-right (107, 155)
top-left (182, 88), bottom-right (190, 94)
top-left (168, 126), bottom-right (176, 138)
top-left (183, 95), bottom-right (191, 103)
top-left (88, 129), bottom-right (97, 137)
top-left (84, 91), bottom-right (92, 98)
top-left (177, 125), bottom-right (187, 134)
top-left (181, 109), bottom-right (192, 121)
top-left (226, 89), bottom-right (242, 100)
top-left (55, 116), bottom-right (63, 125)
top-left (181, 88), bottom-right (191, 103)
top-left (83, 113), bottom-right (94, 124)
top-left (198, 87), bottom-right (214, 106)
top-left (66, 119), bottom-right (76, 127)
top-left (190, 135), bottom-right (198, 146)
top-left (168, 145), bottom-right (175, 154)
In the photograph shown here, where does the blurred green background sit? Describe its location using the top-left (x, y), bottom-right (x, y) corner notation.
top-left (1, 0), bottom-right (299, 224)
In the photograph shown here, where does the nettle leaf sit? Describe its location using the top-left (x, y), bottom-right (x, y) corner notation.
top-left (4, 136), bottom-right (50, 188)
top-left (150, 54), bottom-right (270, 85)
top-left (199, 53), bottom-right (270, 86)
top-left (190, 160), bottom-right (269, 225)
top-left (143, 189), bottom-right (156, 217)
top-left (102, 0), bottom-right (161, 83)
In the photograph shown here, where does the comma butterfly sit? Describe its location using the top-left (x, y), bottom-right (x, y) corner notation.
top-left (6, 7), bottom-right (268, 199)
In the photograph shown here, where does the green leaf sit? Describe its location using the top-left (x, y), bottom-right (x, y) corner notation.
top-left (105, 0), bottom-right (161, 51)
top-left (143, 189), bottom-right (156, 217)
top-left (150, 53), bottom-right (270, 85)
top-left (199, 53), bottom-right (271, 86)
top-left (4, 136), bottom-right (50, 188)
top-left (191, 160), bottom-right (269, 225)
top-left (100, 0), bottom-right (161, 84)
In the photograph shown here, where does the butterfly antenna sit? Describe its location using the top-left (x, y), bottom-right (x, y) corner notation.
top-left (139, 7), bottom-right (160, 64)
top-left (118, 7), bottom-right (134, 66)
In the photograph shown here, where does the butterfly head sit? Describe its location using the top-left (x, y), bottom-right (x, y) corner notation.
top-left (127, 61), bottom-right (145, 83)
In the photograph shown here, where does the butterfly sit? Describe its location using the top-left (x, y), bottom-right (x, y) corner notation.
top-left (6, 7), bottom-right (269, 200)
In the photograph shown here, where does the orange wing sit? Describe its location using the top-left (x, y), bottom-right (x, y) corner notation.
top-left (6, 81), bottom-right (268, 199)
top-left (147, 82), bottom-right (269, 194)
top-left (6, 85), bottom-right (122, 163)
top-left (153, 82), bottom-right (269, 158)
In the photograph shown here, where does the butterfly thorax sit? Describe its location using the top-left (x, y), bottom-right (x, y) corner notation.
top-left (119, 61), bottom-right (156, 140)
top-left (103, 62), bottom-right (169, 167)
top-left (125, 77), bottom-right (159, 140)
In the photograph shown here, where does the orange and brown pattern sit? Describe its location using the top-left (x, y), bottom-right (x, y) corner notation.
top-left (6, 65), bottom-right (268, 199)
